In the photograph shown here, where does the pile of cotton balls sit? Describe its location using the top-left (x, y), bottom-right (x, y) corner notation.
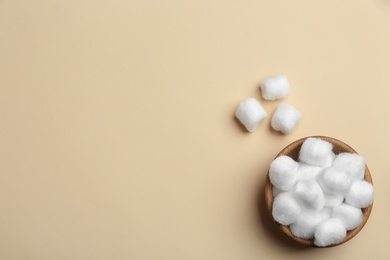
top-left (235, 74), bottom-right (301, 134)
top-left (270, 137), bottom-right (374, 247)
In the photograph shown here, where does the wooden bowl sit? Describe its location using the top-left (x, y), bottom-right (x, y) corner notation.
top-left (264, 136), bottom-right (373, 247)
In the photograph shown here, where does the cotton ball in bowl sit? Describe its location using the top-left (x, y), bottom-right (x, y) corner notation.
top-left (345, 180), bottom-right (374, 208)
top-left (294, 180), bottom-right (325, 211)
top-left (299, 137), bottom-right (335, 167)
top-left (296, 162), bottom-right (323, 182)
top-left (272, 192), bottom-right (302, 226)
top-left (317, 167), bottom-right (352, 195)
top-left (323, 192), bottom-right (344, 207)
top-left (332, 203), bottom-right (363, 231)
top-left (289, 207), bottom-right (331, 240)
top-left (333, 153), bottom-right (365, 180)
top-left (289, 211), bottom-right (324, 240)
top-left (269, 155), bottom-right (299, 191)
top-left (314, 218), bottom-right (347, 247)
top-left (272, 186), bottom-right (283, 197)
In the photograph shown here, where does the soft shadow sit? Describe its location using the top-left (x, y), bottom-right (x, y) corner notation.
top-left (233, 115), bottom-right (250, 133)
top-left (267, 118), bottom-right (285, 136)
top-left (266, 106), bottom-right (288, 137)
top-left (257, 83), bottom-right (286, 104)
top-left (255, 169), bottom-right (316, 251)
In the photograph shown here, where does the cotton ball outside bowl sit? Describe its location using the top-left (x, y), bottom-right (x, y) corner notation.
top-left (264, 136), bottom-right (373, 247)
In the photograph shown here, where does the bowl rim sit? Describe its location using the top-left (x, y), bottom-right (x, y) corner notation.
top-left (264, 136), bottom-right (374, 247)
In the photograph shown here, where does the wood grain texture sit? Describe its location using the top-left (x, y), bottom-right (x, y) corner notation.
top-left (264, 136), bottom-right (373, 247)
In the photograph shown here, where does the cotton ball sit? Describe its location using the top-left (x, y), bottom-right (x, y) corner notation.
top-left (269, 155), bottom-right (299, 191)
top-left (345, 180), bottom-right (374, 208)
top-left (260, 74), bottom-right (291, 100)
top-left (318, 167), bottom-right (352, 195)
top-left (235, 98), bottom-right (267, 132)
top-left (333, 153), bottom-right (365, 180)
top-left (272, 186), bottom-right (283, 197)
top-left (271, 102), bottom-right (302, 134)
top-left (297, 162), bottom-right (323, 182)
top-left (294, 180), bottom-right (325, 211)
top-left (272, 192), bottom-right (302, 225)
top-left (320, 206), bottom-right (332, 220)
top-left (332, 203), bottom-right (363, 231)
top-left (289, 211), bottom-right (324, 239)
top-left (299, 138), bottom-right (334, 167)
top-left (314, 218), bottom-right (347, 247)
top-left (325, 152), bottom-right (335, 168)
top-left (324, 192), bottom-right (344, 207)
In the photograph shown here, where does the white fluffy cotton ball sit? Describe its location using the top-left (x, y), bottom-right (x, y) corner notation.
top-left (332, 203), bottom-right (363, 231)
top-left (235, 98), bottom-right (267, 132)
top-left (294, 180), bottom-right (325, 211)
top-left (297, 162), bottom-right (323, 182)
top-left (345, 180), bottom-right (374, 208)
top-left (314, 218), bottom-right (347, 247)
top-left (321, 206), bottom-right (332, 220)
top-left (318, 167), bottom-right (352, 195)
top-left (299, 138), bottom-right (334, 167)
top-left (260, 74), bottom-right (291, 100)
top-left (271, 102), bottom-right (302, 134)
top-left (323, 192), bottom-right (344, 207)
top-left (269, 155), bottom-right (299, 191)
top-left (272, 192), bottom-right (302, 225)
top-left (289, 211), bottom-right (324, 239)
top-left (272, 186), bottom-right (283, 197)
top-left (333, 153), bottom-right (365, 180)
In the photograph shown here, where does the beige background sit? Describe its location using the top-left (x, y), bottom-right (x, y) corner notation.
top-left (0, 0), bottom-right (390, 259)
